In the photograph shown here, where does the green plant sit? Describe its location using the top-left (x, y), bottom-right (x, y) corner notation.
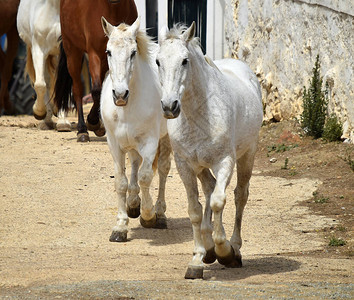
top-left (289, 166), bottom-right (297, 176)
top-left (267, 143), bottom-right (298, 156)
top-left (313, 192), bottom-right (329, 203)
top-left (301, 54), bottom-right (328, 139)
top-left (329, 236), bottom-right (347, 247)
top-left (281, 157), bottom-right (289, 169)
top-left (323, 114), bottom-right (343, 142)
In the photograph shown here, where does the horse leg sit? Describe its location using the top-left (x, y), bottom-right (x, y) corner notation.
top-left (0, 47), bottom-right (5, 113)
top-left (154, 134), bottom-right (172, 229)
top-left (109, 137), bottom-right (129, 242)
top-left (174, 155), bottom-right (205, 279)
top-left (0, 25), bottom-right (18, 114)
top-left (56, 109), bottom-right (71, 132)
top-left (138, 144), bottom-right (158, 228)
top-left (31, 43), bottom-right (49, 121)
top-left (46, 54), bottom-right (71, 132)
top-left (210, 156), bottom-right (239, 267)
top-left (126, 150), bottom-right (142, 218)
top-left (86, 53), bottom-right (105, 137)
top-left (230, 144), bottom-right (257, 267)
top-left (65, 48), bottom-right (87, 141)
top-left (197, 168), bottom-right (217, 264)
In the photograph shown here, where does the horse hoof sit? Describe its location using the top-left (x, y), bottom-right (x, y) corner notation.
top-left (56, 122), bottom-right (71, 132)
top-left (184, 266), bottom-right (203, 279)
top-left (216, 246), bottom-right (242, 268)
top-left (33, 111), bottom-right (46, 121)
top-left (38, 120), bottom-right (55, 130)
top-left (94, 125), bottom-right (106, 137)
top-left (203, 248), bottom-right (217, 264)
top-left (140, 214), bottom-right (157, 228)
top-left (109, 231), bottom-right (128, 242)
top-left (155, 216), bottom-right (167, 229)
top-left (86, 120), bottom-right (101, 132)
top-left (127, 205), bottom-right (140, 218)
top-left (77, 132), bottom-right (90, 142)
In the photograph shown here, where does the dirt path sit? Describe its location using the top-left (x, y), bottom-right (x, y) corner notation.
top-left (0, 114), bottom-right (352, 299)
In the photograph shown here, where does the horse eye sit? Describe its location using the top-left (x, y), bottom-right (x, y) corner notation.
top-left (156, 59), bottom-right (160, 67)
top-left (105, 50), bottom-right (111, 57)
top-left (130, 50), bottom-right (137, 60)
top-left (182, 58), bottom-right (189, 66)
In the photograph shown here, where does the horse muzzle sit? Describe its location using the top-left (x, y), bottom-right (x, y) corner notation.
top-left (114, 98), bottom-right (128, 106)
top-left (112, 89), bottom-right (129, 106)
top-left (161, 100), bottom-right (180, 119)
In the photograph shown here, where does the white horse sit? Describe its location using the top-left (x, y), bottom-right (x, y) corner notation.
top-left (17, 0), bottom-right (71, 131)
top-left (156, 23), bottom-right (263, 279)
top-left (100, 18), bottom-right (172, 242)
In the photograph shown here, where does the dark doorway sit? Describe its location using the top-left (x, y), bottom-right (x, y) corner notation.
top-left (168, 0), bottom-right (207, 53)
top-left (145, 0), bottom-right (158, 40)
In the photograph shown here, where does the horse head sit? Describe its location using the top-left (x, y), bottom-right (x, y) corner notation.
top-left (156, 22), bottom-right (196, 119)
top-left (101, 17), bottom-right (140, 107)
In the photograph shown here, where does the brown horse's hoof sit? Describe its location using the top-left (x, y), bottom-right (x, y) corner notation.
top-left (140, 214), bottom-right (157, 228)
top-left (109, 231), bottom-right (127, 242)
top-left (127, 205), bottom-right (140, 218)
top-left (155, 216), bottom-right (167, 229)
top-left (185, 266), bottom-right (203, 279)
top-left (216, 246), bottom-right (242, 268)
top-left (94, 125), bottom-right (106, 137)
top-left (203, 248), bottom-right (217, 264)
top-left (77, 132), bottom-right (90, 142)
top-left (33, 111), bottom-right (47, 121)
top-left (86, 120), bottom-right (101, 132)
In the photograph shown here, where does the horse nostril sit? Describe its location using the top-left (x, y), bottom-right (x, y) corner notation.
top-left (112, 89), bottom-right (116, 98)
top-left (171, 100), bottom-right (178, 112)
top-left (123, 90), bottom-right (129, 100)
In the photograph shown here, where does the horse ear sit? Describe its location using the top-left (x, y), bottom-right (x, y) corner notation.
top-left (101, 16), bottom-right (114, 37)
top-left (130, 17), bottom-right (140, 36)
top-left (182, 21), bottom-right (196, 42)
top-left (159, 26), bottom-right (168, 44)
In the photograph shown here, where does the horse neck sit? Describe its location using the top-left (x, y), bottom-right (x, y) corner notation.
top-left (182, 46), bottom-right (211, 111)
top-left (129, 55), bottom-right (158, 105)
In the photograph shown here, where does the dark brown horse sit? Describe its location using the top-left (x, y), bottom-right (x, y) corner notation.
top-left (0, 0), bottom-right (20, 115)
top-left (54, 0), bottom-right (137, 142)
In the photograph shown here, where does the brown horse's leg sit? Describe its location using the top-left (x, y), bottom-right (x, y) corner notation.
top-left (65, 47), bottom-right (87, 142)
top-left (86, 52), bottom-right (105, 137)
top-left (0, 25), bottom-right (19, 114)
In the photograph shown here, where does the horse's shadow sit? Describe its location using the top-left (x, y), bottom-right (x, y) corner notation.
top-left (130, 217), bottom-right (301, 280)
top-left (203, 255), bottom-right (301, 281)
top-left (129, 217), bottom-right (192, 246)
top-left (65, 136), bottom-right (107, 143)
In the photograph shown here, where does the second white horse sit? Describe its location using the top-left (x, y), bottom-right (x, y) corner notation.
top-left (100, 18), bottom-right (171, 242)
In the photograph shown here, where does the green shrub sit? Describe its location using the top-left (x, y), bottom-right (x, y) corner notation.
top-left (329, 237), bottom-right (347, 247)
top-left (301, 54), bottom-right (328, 139)
top-left (323, 114), bottom-right (343, 142)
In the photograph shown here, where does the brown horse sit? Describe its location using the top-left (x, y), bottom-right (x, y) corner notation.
top-left (54, 0), bottom-right (137, 142)
top-left (0, 0), bottom-right (20, 115)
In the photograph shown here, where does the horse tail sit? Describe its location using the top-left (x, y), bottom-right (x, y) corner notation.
top-left (54, 41), bottom-right (73, 112)
top-left (25, 46), bottom-right (35, 84)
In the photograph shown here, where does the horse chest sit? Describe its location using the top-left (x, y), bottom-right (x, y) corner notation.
top-left (169, 121), bottom-right (226, 169)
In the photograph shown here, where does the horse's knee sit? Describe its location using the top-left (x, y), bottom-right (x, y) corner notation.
top-left (115, 175), bottom-right (128, 194)
top-left (91, 83), bottom-right (101, 101)
top-left (138, 169), bottom-right (153, 188)
top-left (210, 189), bottom-right (226, 213)
top-left (188, 201), bottom-right (202, 224)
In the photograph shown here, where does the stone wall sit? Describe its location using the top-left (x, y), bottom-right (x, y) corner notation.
top-left (223, 0), bottom-right (353, 140)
